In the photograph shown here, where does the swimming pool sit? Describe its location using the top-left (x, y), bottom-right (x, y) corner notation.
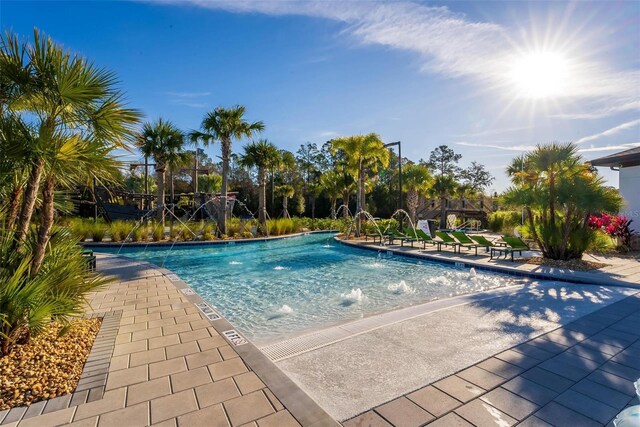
top-left (99, 233), bottom-right (528, 345)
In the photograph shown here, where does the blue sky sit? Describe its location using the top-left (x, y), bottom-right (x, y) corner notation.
top-left (3, 0), bottom-right (639, 191)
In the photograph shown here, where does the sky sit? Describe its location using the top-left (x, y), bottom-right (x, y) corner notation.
top-left (2, 0), bottom-right (639, 192)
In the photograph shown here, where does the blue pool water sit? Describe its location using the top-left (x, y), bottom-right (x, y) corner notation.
top-left (99, 233), bottom-right (527, 345)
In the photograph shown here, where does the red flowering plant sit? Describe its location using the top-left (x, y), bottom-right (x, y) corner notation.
top-left (588, 212), bottom-right (636, 251)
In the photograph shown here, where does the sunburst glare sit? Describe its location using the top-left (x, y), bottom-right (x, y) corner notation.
top-left (508, 51), bottom-right (571, 99)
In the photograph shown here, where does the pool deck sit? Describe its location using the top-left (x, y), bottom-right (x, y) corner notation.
top-left (0, 254), bottom-right (337, 427)
top-left (4, 238), bottom-right (638, 427)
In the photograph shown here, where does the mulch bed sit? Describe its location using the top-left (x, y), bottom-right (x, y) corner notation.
top-left (522, 256), bottom-right (610, 271)
top-left (0, 318), bottom-right (102, 410)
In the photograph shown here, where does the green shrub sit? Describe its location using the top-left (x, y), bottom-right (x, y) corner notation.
top-left (488, 211), bottom-right (522, 233)
top-left (241, 231), bottom-right (253, 239)
top-left (69, 218), bottom-right (91, 241)
top-left (90, 221), bottom-right (108, 242)
top-left (588, 231), bottom-right (616, 253)
top-left (202, 222), bottom-right (216, 240)
top-left (0, 228), bottom-right (111, 356)
top-left (131, 224), bottom-right (146, 242)
top-left (110, 220), bottom-right (134, 242)
top-left (151, 223), bottom-right (164, 242)
top-left (227, 218), bottom-right (243, 236)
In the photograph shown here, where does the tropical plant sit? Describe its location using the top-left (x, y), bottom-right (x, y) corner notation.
top-left (276, 185), bottom-right (295, 219)
top-left (503, 143), bottom-right (623, 260)
top-left (190, 106), bottom-right (264, 235)
top-left (137, 119), bottom-right (187, 226)
top-left (320, 171), bottom-right (343, 219)
top-left (0, 227), bottom-right (110, 356)
top-left (239, 140), bottom-right (281, 228)
top-left (329, 133), bottom-right (390, 235)
top-left (588, 213), bottom-right (636, 252)
top-left (402, 164), bottom-right (432, 224)
top-left (1, 29), bottom-right (140, 274)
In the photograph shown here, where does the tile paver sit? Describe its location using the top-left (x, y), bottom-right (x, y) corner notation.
top-left (454, 399), bottom-right (517, 426)
top-left (176, 404), bottom-right (229, 427)
top-left (480, 387), bottom-right (539, 420)
top-left (223, 391), bottom-right (275, 426)
top-left (406, 386), bottom-right (461, 417)
top-left (374, 397), bottom-right (434, 427)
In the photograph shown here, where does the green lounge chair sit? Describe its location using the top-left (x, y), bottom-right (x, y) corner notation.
top-left (387, 229), bottom-right (417, 247)
top-left (490, 236), bottom-right (529, 261)
top-left (364, 232), bottom-right (385, 243)
top-left (414, 229), bottom-right (437, 249)
top-left (434, 231), bottom-right (461, 253)
top-left (81, 248), bottom-right (97, 271)
top-left (451, 231), bottom-right (490, 256)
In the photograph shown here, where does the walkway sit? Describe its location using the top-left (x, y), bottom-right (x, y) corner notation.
top-left (344, 291), bottom-right (640, 426)
top-left (0, 254), bottom-right (336, 427)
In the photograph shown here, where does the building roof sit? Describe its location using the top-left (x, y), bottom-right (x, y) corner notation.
top-left (589, 147), bottom-right (640, 168)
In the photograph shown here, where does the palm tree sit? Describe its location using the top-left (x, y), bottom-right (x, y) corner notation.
top-left (190, 106), bottom-right (264, 235)
top-left (320, 171), bottom-right (343, 219)
top-left (431, 175), bottom-right (458, 229)
top-left (137, 119), bottom-right (187, 227)
top-left (329, 133), bottom-right (390, 235)
top-left (402, 164), bottom-right (432, 225)
top-left (239, 139), bottom-right (281, 228)
top-left (276, 185), bottom-right (295, 218)
top-left (504, 143), bottom-right (622, 260)
top-left (1, 29), bottom-right (140, 273)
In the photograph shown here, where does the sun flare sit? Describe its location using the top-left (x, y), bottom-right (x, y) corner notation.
top-left (509, 51), bottom-right (570, 99)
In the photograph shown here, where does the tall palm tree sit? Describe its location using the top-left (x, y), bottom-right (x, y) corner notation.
top-left (190, 106), bottom-right (264, 235)
top-left (402, 164), bottom-right (432, 225)
top-left (1, 29), bottom-right (140, 273)
top-left (137, 119), bottom-right (186, 226)
top-left (329, 133), bottom-right (390, 235)
top-left (239, 139), bottom-right (281, 228)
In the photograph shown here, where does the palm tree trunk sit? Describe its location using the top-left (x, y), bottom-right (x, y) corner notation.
top-left (258, 167), bottom-right (266, 226)
top-left (31, 175), bottom-right (55, 276)
top-left (15, 158), bottom-right (45, 248)
top-left (356, 164), bottom-right (364, 236)
top-left (220, 138), bottom-right (231, 235)
top-left (439, 195), bottom-right (447, 229)
top-left (6, 185), bottom-right (23, 230)
top-left (283, 197), bottom-right (290, 218)
top-left (342, 191), bottom-right (350, 218)
top-left (156, 166), bottom-right (165, 227)
top-left (331, 198), bottom-right (337, 219)
top-left (407, 189), bottom-right (418, 225)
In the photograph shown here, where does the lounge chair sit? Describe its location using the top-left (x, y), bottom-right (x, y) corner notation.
top-left (490, 236), bottom-right (529, 261)
top-left (81, 248), bottom-right (97, 271)
top-left (413, 229), bottom-right (438, 249)
top-left (450, 231), bottom-right (491, 256)
top-left (364, 232), bottom-right (385, 243)
top-left (434, 231), bottom-right (461, 253)
top-left (387, 229), bottom-right (418, 247)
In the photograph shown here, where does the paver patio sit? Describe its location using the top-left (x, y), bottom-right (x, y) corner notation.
top-left (344, 291), bottom-right (640, 426)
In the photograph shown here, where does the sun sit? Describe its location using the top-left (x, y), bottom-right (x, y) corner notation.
top-left (508, 51), bottom-right (570, 99)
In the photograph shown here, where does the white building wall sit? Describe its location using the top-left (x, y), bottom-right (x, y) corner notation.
top-left (619, 165), bottom-right (640, 232)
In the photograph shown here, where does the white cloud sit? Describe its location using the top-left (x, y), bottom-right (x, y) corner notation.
top-left (578, 143), bottom-right (640, 153)
top-left (574, 119), bottom-right (640, 145)
top-left (152, 0), bottom-right (639, 118)
top-left (455, 141), bottom-right (536, 152)
top-left (165, 91), bottom-right (212, 98)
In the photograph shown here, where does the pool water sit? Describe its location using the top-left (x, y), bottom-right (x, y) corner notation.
top-left (100, 233), bottom-right (527, 345)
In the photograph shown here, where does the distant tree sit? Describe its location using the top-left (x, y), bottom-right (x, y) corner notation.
top-left (427, 145), bottom-right (462, 177)
top-left (402, 164), bottom-right (433, 224)
top-left (190, 106), bottom-right (264, 235)
top-left (320, 171), bottom-right (343, 219)
top-left (295, 193), bottom-right (306, 216)
top-left (459, 161), bottom-right (494, 194)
